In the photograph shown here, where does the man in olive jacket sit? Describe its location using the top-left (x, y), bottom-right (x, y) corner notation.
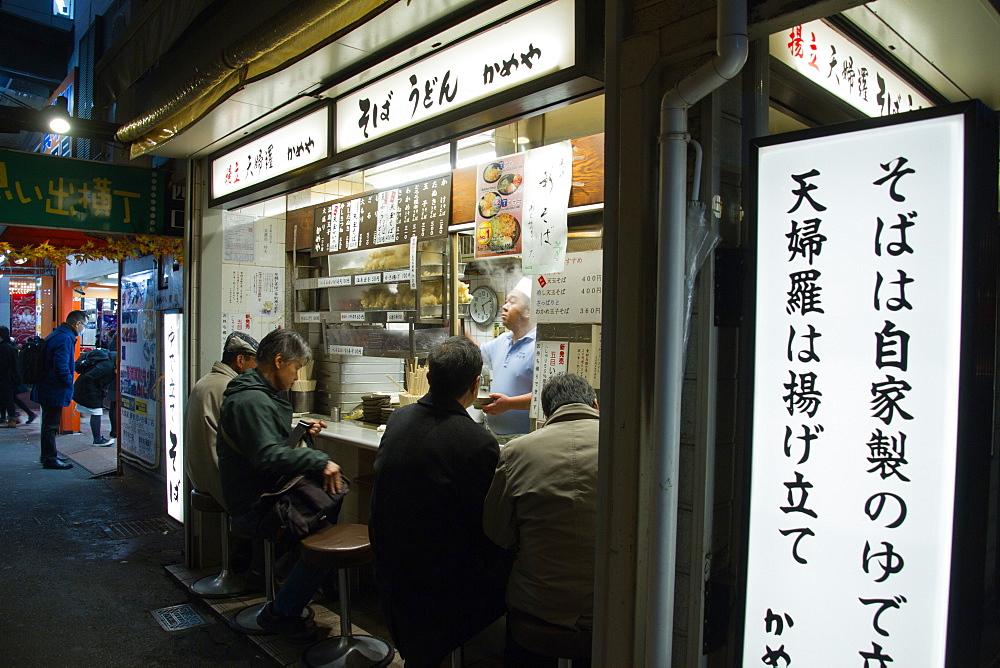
top-left (483, 374), bottom-right (599, 639)
top-left (370, 336), bottom-right (510, 667)
top-left (218, 328), bottom-right (342, 643)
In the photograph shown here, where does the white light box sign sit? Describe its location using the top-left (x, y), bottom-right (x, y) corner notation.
top-left (336, 0), bottom-right (575, 152)
top-left (770, 20), bottom-right (934, 119)
top-left (742, 105), bottom-right (996, 666)
top-left (211, 104), bottom-right (331, 200)
top-left (163, 311), bottom-right (184, 523)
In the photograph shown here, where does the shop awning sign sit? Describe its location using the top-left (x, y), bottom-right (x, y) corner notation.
top-left (336, 0), bottom-right (576, 153)
top-left (770, 19), bottom-right (934, 118)
top-left (740, 102), bottom-right (997, 666)
top-left (210, 102), bottom-right (332, 202)
top-left (0, 148), bottom-right (165, 234)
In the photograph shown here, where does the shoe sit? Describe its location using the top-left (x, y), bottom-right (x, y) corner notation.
top-left (254, 603), bottom-right (326, 643)
top-left (26, 413), bottom-right (36, 424)
top-left (4, 419), bottom-right (16, 428)
top-left (42, 459), bottom-right (73, 470)
top-left (93, 438), bottom-right (116, 447)
top-left (39, 455), bottom-right (70, 464)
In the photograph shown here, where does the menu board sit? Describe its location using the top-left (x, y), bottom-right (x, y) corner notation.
top-left (475, 154), bottom-right (525, 258)
top-left (313, 175), bottom-right (451, 254)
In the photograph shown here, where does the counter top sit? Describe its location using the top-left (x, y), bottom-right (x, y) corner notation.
top-left (296, 414), bottom-right (384, 451)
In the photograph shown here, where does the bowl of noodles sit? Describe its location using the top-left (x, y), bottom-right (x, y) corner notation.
top-left (483, 163), bottom-right (504, 183)
top-left (497, 173), bottom-right (522, 195)
top-left (481, 213), bottom-right (520, 252)
top-left (478, 191), bottom-right (502, 218)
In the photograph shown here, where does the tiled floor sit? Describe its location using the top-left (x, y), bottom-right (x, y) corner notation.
top-left (167, 563), bottom-right (506, 667)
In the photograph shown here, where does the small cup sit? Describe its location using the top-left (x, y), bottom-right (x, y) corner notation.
top-left (331, 407), bottom-right (341, 422)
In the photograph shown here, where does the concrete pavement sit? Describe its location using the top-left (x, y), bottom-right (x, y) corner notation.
top-left (0, 417), bottom-right (270, 667)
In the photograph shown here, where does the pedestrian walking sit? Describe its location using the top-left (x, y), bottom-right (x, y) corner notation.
top-left (0, 326), bottom-right (20, 427)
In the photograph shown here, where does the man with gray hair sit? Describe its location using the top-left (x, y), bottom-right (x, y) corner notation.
top-left (185, 331), bottom-right (258, 508)
top-left (483, 373), bottom-right (599, 661)
top-left (218, 328), bottom-right (343, 643)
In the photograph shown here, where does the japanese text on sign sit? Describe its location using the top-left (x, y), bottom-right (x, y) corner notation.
top-left (744, 112), bottom-right (968, 665)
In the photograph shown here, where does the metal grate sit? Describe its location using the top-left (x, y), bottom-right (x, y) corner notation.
top-left (150, 604), bottom-right (209, 632)
top-left (101, 516), bottom-right (178, 539)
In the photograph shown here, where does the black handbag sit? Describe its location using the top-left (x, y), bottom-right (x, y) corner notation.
top-left (254, 471), bottom-right (350, 550)
top-left (224, 420), bottom-right (350, 550)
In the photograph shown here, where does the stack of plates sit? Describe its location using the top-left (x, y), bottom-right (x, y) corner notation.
top-left (361, 394), bottom-right (391, 423)
top-left (380, 406), bottom-right (394, 424)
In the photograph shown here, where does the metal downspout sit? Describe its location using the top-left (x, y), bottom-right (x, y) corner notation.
top-left (647, 0), bottom-right (747, 665)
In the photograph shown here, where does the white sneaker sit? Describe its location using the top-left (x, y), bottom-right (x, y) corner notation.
top-left (94, 438), bottom-right (116, 447)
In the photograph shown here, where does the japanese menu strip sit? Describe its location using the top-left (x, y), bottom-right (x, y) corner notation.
top-left (744, 111), bottom-right (972, 665)
top-left (312, 175), bottom-right (451, 254)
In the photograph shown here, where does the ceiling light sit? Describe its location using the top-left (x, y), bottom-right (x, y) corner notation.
top-left (45, 97), bottom-right (72, 134)
top-left (516, 136), bottom-right (531, 145)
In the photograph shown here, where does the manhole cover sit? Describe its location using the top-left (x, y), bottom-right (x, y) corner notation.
top-left (101, 517), bottom-right (178, 539)
top-left (151, 604), bottom-right (209, 631)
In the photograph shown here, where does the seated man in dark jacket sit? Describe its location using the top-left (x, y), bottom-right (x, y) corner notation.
top-left (218, 328), bottom-right (343, 643)
top-left (370, 336), bottom-right (510, 667)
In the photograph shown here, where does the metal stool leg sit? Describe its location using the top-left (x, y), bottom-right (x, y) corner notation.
top-left (192, 515), bottom-right (249, 597)
top-left (557, 659), bottom-right (573, 668)
top-left (233, 540), bottom-right (312, 634)
top-left (450, 645), bottom-right (463, 667)
top-left (299, 567), bottom-right (394, 667)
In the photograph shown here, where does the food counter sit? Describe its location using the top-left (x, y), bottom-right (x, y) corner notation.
top-left (299, 414), bottom-right (383, 525)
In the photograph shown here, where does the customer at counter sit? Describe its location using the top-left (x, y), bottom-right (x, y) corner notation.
top-left (483, 373), bottom-right (599, 665)
top-left (185, 331), bottom-right (258, 508)
top-left (370, 336), bottom-right (510, 667)
top-left (218, 328), bottom-right (343, 643)
top-left (476, 277), bottom-right (536, 444)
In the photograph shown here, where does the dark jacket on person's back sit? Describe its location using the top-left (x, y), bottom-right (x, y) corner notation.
top-left (217, 368), bottom-right (329, 517)
top-left (73, 348), bottom-right (117, 409)
top-left (370, 392), bottom-right (509, 665)
top-left (0, 336), bottom-right (20, 393)
top-left (31, 324), bottom-right (78, 407)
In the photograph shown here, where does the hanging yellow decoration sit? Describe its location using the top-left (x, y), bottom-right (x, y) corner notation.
top-left (0, 235), bottom-right (183, 266)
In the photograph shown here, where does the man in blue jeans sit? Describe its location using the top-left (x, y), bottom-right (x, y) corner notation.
top-left (33, 310), bottom-right (88, 469)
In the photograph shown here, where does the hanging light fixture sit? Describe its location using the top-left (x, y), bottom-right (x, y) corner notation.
top-left (43, 96), bottom-right (72, 134)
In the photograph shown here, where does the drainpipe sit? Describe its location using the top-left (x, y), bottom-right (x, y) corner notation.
top-left (647, 0), bottom-right (747, 665)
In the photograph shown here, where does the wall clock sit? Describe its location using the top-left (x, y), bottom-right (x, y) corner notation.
top-left (469, 285), bottom-right (499, 324)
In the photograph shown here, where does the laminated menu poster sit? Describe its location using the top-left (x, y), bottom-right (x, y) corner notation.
top-left (475, 153), bottom-right (525, 258)
top-left (312, 175), bottom-right (451, 254)
top-left (476, 142), bottom-right (573, 266)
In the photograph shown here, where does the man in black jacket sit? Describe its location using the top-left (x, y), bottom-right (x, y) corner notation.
top-left (0, 326), bottom-right (20, 428)
top-left (371, 336), bottom-right (510, 667)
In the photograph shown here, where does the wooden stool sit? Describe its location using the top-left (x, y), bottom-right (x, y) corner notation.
top-left (299, 524), bottom-right (394, 667)
top-left (189, 490), bottom-right (249, 598)
top-left (230, 527), bottom-right (313, 634)
top-left (507, 607), bottom-right (592, 668)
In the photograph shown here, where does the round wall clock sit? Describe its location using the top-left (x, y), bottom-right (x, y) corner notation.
top-left (469, 285), bottom-right (499, 325)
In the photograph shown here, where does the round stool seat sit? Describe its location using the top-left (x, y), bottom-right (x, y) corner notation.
top-left (508, 607), bottom-right (592, 661)
top-left (191, 489), bottom-right (225, 514)
top-left (300, 523), bottom-right (372, 569)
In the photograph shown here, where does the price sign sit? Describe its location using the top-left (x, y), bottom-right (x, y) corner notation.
top-left (297, 312), bottom-right (322, 323)
top-left (318, 276), bottom-right (352, 288)
top-left (387, 312), bottom-right (407, 323)
top-left (383, 270), bottom-right (413, 283)
top-left (328, 345), bottom-right (364, 356)
top-left (354, 273), bottom-right (382, 285)
top-left (340, 312), bottom-right (366, 322)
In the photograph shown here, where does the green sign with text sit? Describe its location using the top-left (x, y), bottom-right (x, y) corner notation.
top-left (0, 148), bottom-right (166, 234)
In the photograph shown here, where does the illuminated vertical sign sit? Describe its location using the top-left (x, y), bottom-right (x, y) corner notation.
top-left (163, 311), bottom-right (184, 522)
top-left (741, 103), bottom-right (997, 666)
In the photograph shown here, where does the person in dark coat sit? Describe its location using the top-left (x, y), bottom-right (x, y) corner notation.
top-left (218, 328), bottom-right (343, 643)
top-left (0, 326), bottom-right (20, 427)
top-left (73, 347), bottom-right (118, 446)
top-left (370, 336), bottom-right (510, 667)
top-left (32, 310), bottom-right (88, 469)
